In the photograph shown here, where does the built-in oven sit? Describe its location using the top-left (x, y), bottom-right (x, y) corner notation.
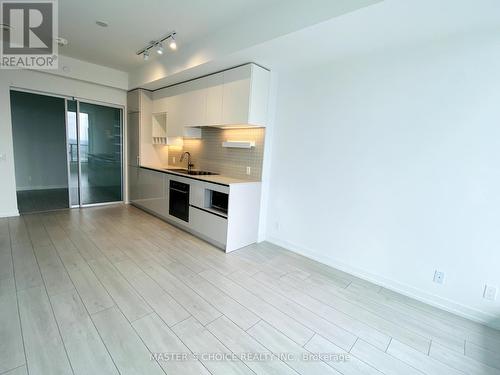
top-left (169, 180), bottom-right (190, 222)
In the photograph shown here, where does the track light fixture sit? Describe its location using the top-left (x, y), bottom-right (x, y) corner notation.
top-left (156, 42), bottom-right (164, 55)
top-left (137, 31), bottom-right (177, 61)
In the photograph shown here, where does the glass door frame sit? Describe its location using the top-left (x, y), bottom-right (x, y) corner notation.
top-left (67, 97), bottom-right (125, 208)
top-left (65, 98), bottom-right (79, 208)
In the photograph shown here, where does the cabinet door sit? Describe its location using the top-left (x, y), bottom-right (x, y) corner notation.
top-left (166, 94), bottom-right (183, 137)
top-left (222, 65), bottom-right (251, 125)
top-left (182, 79), bottom-right (206, 127)
top-left (127, 110), bottom-right (140, 203)
top-left (128, 165), bottom-right (140, 203)
top-left (135, 169), bottom-right (168, 217)
top-left (205, 72), bottom-right (223, 125)
top-left (190, 206), bottom-right (228, 246)
top-left (127, 112), bottom-right (140, 166)
top-left (127, 90), bottom-right (140, 113)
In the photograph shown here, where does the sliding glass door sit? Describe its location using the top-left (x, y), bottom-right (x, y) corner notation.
top-left (11, 90), bottom-right (69, 213)
top-left (66, 100), bottom-right (123, 207)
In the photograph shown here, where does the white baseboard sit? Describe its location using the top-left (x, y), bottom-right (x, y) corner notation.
top-left (0, 210), bottom-right (19, 218)
top-left (267, 235), bottom-right (500, 330)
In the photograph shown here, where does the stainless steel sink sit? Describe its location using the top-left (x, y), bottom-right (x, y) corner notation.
top-left (166, 169), bottom-right (219, 176)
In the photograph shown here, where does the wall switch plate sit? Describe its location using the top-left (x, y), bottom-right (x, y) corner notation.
top-left (172, 157), bottom-right (176, 164)
top-left (246, 166), bottom-right (251, 175)
top-left (0, 153), bottom-right (6, 162)
top-left (433, 270), bottom-right (445, 284)
top-left (484, 285), bottom-right (498, 301)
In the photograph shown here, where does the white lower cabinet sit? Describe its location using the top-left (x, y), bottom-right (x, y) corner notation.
top-left (132, 168), bottom-right (261, 252)
top-left (187, 178), bottom-right (261, 252)
top-left (189, 206), bottom-right (228, 247)
top-left (128, 165), bottom-right (140, 202)
top-left (132, 168), bottom-right (169, 218)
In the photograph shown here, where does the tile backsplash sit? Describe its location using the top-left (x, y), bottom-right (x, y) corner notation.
top-left (168, 127), bottom-right (265, 180)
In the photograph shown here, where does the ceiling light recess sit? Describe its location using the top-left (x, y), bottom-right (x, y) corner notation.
top-left (56, 37), bottom-right (68, 46)
top-left (137, 31), bottom-right (177, 61)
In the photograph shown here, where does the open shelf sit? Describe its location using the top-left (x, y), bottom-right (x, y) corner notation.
top-left (152, 112), bottom-right (167, 145)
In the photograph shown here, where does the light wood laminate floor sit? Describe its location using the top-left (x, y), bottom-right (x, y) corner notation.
top-left (1, 204), bottom-right (499, 375)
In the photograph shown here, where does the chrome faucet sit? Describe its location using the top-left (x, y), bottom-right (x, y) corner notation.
top-left (180, 151), bottom-right (194, 172)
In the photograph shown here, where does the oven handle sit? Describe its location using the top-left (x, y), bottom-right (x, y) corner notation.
top-left (170, 187), bottom-right (189, 194)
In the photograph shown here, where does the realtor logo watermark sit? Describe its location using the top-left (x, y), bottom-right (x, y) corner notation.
top-left (1, 0), bottom-right (58, 69)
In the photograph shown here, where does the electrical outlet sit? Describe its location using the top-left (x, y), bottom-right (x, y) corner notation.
top-left (484, 285), bottom-right (498, 301)
top-left (433, 270), bottom-right (445, 284)
top-left (246, 166), bottom-right (251, 175)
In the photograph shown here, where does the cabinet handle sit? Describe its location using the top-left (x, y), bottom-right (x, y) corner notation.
top-left (170, 188), bottom-right (189, 194)
top-left (136, 156), bottom-right (140, 165)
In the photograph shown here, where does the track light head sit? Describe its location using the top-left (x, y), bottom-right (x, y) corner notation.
top-left (143, 50), bottom-right (150, 61)
top-left (156, 42), bottom-right (164, 55)
top-left (169, 35), bottom-right (177, 50)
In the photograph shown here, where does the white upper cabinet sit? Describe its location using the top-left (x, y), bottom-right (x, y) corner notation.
top-left (127, 89), bottom-right (140, 113)
top-left (165, 92), bottom-right (182, 137)
top-left (150, 63), bottom-right (270, 135)
top-left (205, 72), bottom-right (224, 126)
top-left (153, 83), bottom-right (202, 138)
top-left (182, 79), bottom-right (207, 128)
top-left (221, 66), bottom-right (250, 125)
top-left (246, 64), bottom-right (270, 127)
top-left (221, 64), bottom-right (270, 127)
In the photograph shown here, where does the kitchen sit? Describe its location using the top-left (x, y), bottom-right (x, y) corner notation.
top-left (127, 63), bottom-right (269, 252)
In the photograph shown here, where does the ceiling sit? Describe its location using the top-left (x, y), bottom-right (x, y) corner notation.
top-left (57, 0), bottom-right (500, 89)
top-left (128, 0), bottom-right (500, 90)
top-left (127, 0), bottom-right (380, 88)
top-left (58, 0), bottom-right (285, 71)
top-left (226, 0), bottom-right (500, 74)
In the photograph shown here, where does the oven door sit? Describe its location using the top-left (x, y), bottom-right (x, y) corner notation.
top-left (169, 181), bottom-right (189, 222)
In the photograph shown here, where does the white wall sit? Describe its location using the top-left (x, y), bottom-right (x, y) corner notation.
top-left (50, 55), bottom-right (128, 90)
top-left (0, 64), bottom-right (127, 217)
top-left (266, 33), bottom-right (500, 327)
